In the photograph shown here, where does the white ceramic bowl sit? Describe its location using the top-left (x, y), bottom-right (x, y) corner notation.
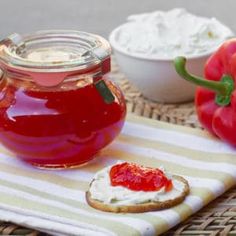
top-left (109, 27), bottom-right (214, 103)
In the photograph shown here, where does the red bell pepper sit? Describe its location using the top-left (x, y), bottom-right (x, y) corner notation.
top-left (174, 39), bottom-right (236, 146)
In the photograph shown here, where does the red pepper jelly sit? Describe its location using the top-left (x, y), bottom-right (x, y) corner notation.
top-left (110, 162), bottom-right (173, 192)
top-left (0, 31), bottom-right (126, 169)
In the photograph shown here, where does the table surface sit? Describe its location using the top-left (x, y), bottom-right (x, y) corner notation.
top-left (0, 59), bottom-right (236, 236)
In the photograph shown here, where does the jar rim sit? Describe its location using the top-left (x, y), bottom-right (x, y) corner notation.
top-left (0, 30), bottom-right (111, 73)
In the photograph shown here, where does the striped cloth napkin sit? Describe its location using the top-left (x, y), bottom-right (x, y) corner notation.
top-left (0, 114), bottom-right (235, 236)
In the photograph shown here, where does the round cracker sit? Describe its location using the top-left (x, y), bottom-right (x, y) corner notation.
top-left (86, 175), bottom-right (190, 213)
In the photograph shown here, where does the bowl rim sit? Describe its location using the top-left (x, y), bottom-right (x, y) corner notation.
top-left (109, 23), bottom-right (224, 61)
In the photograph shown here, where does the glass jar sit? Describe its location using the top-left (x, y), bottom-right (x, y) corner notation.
top-left (0, 30), bottom-right (126, 169)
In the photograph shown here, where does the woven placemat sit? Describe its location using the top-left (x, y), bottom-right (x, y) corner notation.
top-left (111, 59), bottom-right (201, 130)
top-left (0, 59), bottom-right (236, 235)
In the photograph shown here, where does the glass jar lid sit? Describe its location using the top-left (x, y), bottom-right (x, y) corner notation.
top-left (0, 30), bottom-right (111, 86)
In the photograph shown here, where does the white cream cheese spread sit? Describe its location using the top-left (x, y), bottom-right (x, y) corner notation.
top-left (89, 165), bottom-right (185, 205)
top-left (111, 8), bottom-right (233, 59)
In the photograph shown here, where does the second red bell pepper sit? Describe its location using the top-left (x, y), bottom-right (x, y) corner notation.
top-left (174, 39), bottom-right (236, 146)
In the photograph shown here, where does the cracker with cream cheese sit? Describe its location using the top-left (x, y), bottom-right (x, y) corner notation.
top-left (86, 164), bottom-right (190, 213)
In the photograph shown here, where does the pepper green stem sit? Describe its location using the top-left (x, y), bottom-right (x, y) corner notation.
top-left (174, 56), bottom-right (234, 106)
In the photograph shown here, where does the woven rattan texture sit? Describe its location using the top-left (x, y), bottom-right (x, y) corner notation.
top-left (0, 59), bottom-right (235, 235)
top-left (111, 59), bottom-right (201, 129)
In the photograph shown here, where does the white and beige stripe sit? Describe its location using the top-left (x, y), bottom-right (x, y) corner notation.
top-left (0, 114), bottom-right (235, 236)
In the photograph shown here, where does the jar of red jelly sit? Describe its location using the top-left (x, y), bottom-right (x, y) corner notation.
top-left (0, 30), bottom-right (126, 169)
